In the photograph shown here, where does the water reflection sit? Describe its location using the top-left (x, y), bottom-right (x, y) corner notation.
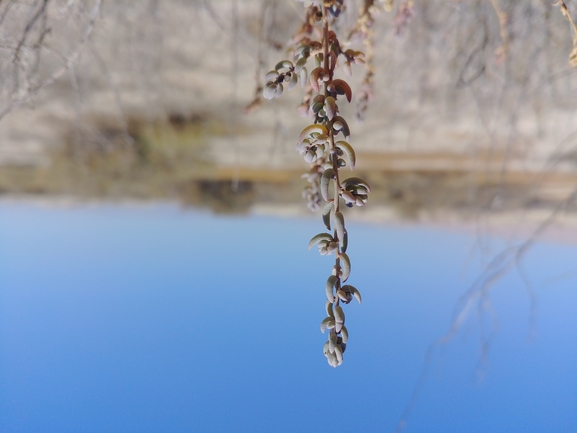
top-left (1, 111), bottom-right (576, 221)
top-left (0, 201), bottom-right (575, 433)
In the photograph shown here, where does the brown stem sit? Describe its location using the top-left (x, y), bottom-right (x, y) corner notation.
top-left (322, 4), bottom-right (343, 305)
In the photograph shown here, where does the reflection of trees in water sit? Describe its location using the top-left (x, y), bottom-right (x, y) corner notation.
top-left (179, 179), bottom-right (255, 214)
top-left (396, 186), bottom-right (577, 433)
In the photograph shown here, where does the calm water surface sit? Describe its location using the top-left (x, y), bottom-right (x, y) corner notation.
top-left (0, 202), bottom-right (576, 433)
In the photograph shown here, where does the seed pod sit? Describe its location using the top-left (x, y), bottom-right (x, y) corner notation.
top-left (335, 141), bottom-right (356, 170)
top-left (342, 177), bottom-right (371, 193)
top-left (320, 316), bottom-right (335, 333)
top-left (352, 288), bottom-right (362, 304)
top-left (341, 189), bottom-right (356, 204)
top-left (312, 94), bottom-right (326, 104)
top-left (339, 285), bottom-right (353, 304)
top-left (329, 332), bottom-right (338, 353)
top-left (322, 200), bottom-right (334, 230)
top-left (308, 233), bottom-right (334, 250)
top-left (274, 82), bottom-right (284, 98)
top-left (327, 241), bottom-right (339, 253)
top-left (275, 60), bottom-right (293, 71)
top-left (311, 102), bottom-right (324, 114)
top-left (321, 168), bottom-right (335, 201)
top-left (341, 325), bottom-right (349, 343)
top-left (326, 275), bottom-right (337, 303)
top-left (295, 45), bottom-right (310, 58)
top-left (287, 72), bottom-right (299, 90)
top-left (327, 351), bottom-right (338, 367)
top-left (339, 252), bottom-right (351, 282)
top-left (334, 211), bottom-right (345, 243)
top-left (298, 124), bottom-right (328, 146)
top-left (314, 133), bottom-right (329, 145)
top-left (325, 301), bottom-right (334, 318)
top-left (341, 229), bottom-right (348, 253)
top-left (309, 67), bottom-right (324, 93)
top-left (324, 96), bottom-right (337, 120)
top-left (296, 139), bottom-right (309, 154)
top-left (334, 344), bottom-right (343, 365)
top-left (334, 305), bottom-right (345, 333)
top-left (295, 57), bottom-right (307, 73)
top-left (330, 116), bottom-right (351, 138)
top-left (304, 150), bottom-right (316, 163)
top-left (263, 82), bottom-right (278, 100)
top-left (332, 79), bottom-right (352, 103)
top-left (342, 284), bottom-right (362, 304)
top-left (265, 70), bottom-right (279, 82)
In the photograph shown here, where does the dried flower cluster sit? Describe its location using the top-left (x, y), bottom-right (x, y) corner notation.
top-left (347, 0), bottom-right (383, 121)
top-left (260, 0), bottom-right (577, 367)
top-left (263, 0), bottom-right (372, 367)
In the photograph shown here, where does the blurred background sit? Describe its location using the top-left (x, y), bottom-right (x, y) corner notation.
top-left (0, 1), bottom-right (576, 432)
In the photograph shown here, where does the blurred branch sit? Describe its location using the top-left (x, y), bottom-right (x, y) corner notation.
top-left (0, 0), bottom-right (103, 121)
top-left (554, 0), bottom-right (577, 66)
top-left (489, 0), bottom-right (509, 63)
top-left (201, 0), bottom-right (256, 60)
top-left (396, 184), bottom-right (577, 433)
top-left (0, 0), bottom-right (17, 27)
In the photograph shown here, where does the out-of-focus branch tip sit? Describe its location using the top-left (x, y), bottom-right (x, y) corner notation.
top-left (554, 0), bottom-right (577, 67)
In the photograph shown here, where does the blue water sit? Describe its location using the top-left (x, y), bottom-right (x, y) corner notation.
top-left (0, 202), bottom-right (575, 433)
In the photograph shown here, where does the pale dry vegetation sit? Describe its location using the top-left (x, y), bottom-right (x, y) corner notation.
top-left (0, 2), bottom-right (576, 233)
top-left (0, 1), bottom-right (576, 216)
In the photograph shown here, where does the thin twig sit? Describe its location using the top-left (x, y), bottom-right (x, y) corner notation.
top-left (489, 0), bottom-right (509, 63)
